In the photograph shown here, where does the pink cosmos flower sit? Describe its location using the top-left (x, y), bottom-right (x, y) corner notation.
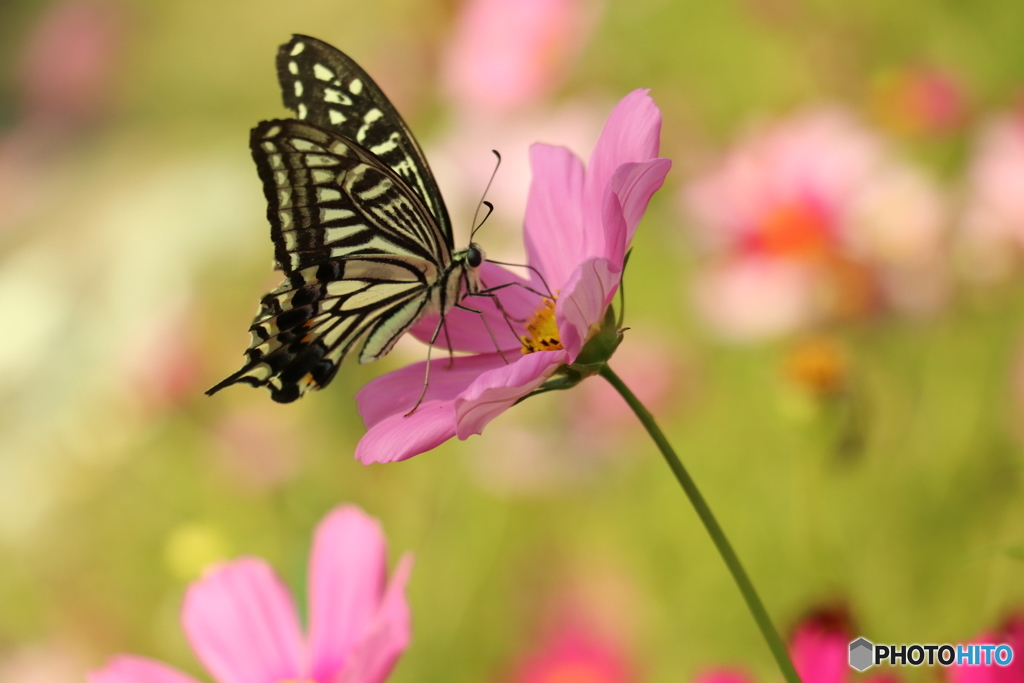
top-left (89, 505), bottom-right (413, 683)
top-left (682, 107), bottom-right (948, 340)
top-left (442, 0), bottom-right (597, 115)
top-left (354, 90), bottom-right (671, 464)
top-left (509, 624), bottom-right (634, 683)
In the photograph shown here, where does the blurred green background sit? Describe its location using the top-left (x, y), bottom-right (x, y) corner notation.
top-left (1, 0), bottom-right (1023, 681)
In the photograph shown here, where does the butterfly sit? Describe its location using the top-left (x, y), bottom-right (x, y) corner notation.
top-left (207, 35), bottom-right (492, 404)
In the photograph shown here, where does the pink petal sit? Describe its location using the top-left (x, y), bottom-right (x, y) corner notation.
top-left (555, 256), bottom-right (620, 358)
top-left (338, 554), bottom-right (414, 683)
top-left (789, 619), bottom-right (850, 683)
top-left (583, 90), bottom-right (663, 239)
top-left (181, 558), bottom-right (304, 683)
top-left (308, 506), bottom-right (389, 682)
top-left (356, 353), bottom-right (509, 429)
top-left (454, 350), bottom-right (566, 438)
top-left (607, 158), bottom-right (672, 263)
top-left (88, 656), bottom-right (202, 683)
top-left (524, 143), bottom-right (587, 290)
top-left (948, 658), bottom-right (1001, 683)
top-left (408, 262), bottom-right (537, 353)
top-left (355, 399), bottom-right (458, 464)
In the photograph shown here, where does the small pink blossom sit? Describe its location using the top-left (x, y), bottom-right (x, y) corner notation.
top-left (509, 624), bottom-right (634, 683)
top-left (354, 90), bottom-right (670, 464)
top-left (870, 66), bottom-right (967, 136)
top-left (442, 0), bottom-right (597, 115)
top-left (948, 615), bottom-right (1024, 683)
top-left (958, 115), bottom-right (1024, 282)
top-left (89, 505), bottom-right (413, 683)
top-left (123, 305), bottom-right (204, 413)
top-left (213, 405), bottom-right (303, 492)
top-left (19, 0), bottom-right (123, 127)
top-left (788, 609), bottom-right (852, 683)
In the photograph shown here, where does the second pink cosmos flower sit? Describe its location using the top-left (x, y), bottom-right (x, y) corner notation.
top-left (89, 505), bottom-right (412, 683)
top-left (354, 89), bottom-right (671, 464)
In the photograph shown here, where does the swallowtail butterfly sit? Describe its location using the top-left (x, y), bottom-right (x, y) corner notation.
top-left (207, 35), bottom-right (490, 404)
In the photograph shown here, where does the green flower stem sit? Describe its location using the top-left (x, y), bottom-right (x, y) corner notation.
top-left (599, 364), bottom-right (802, 683)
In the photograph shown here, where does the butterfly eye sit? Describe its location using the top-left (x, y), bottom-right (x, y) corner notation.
top-left (467, 245), bottom-right (484, 268)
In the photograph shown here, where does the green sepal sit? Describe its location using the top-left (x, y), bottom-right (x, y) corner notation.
top-left (569, 305), bottom-right (623, 372)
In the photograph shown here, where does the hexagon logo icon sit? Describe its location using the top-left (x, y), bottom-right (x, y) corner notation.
top-left (849, 638), bottom-right (874, 671)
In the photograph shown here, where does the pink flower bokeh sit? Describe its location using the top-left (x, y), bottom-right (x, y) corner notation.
top-left (89, 505), bottom-right (413, 683)
top-left (509, 624), bottom-right (634, 683)
top-left (870, 66), bottom-right (967, 136)
top-left (442, 0), bottom-right (597, 115)
top-left (18, 0), bottom-right (124, 129)
top-left (353, 90), bottom-right (671, 464)
top-left (682, 107), bottom-right (949, 340)
top-left (958, 115), bottom-right (1024, 282)
top-left (948, 615), bottom-right (1024, 683)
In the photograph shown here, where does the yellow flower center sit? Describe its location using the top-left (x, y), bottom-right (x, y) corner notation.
top-left (520, 297), bottom-right (563, 354)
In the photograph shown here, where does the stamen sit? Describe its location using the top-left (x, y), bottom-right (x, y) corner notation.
top-left (520, 297), bottom-right (563, 354)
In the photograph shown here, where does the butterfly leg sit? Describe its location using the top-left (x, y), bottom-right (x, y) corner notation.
top-left (484, 260), bottom-right (555, 299)
top-left (441, 315), bottom-right (456, 370)
top-left (477, 280), bottom-right (551, 303)
top-left (455, 303), bottom-right (510, 364)
top-left (405, 314), bottom-right (447, 417)
top-left (467, 289), bottom-right (523, 340)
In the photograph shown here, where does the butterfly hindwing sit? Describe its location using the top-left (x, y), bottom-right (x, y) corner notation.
top-left (207, 257), bottom-right (439, 402)
top-left (251, 119), bottom-right (450, 273)
top-left (276, 34), bottom-right (453, 250)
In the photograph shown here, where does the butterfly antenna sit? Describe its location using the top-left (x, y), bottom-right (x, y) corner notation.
top-left (470, 150), bottom-right (502, 241)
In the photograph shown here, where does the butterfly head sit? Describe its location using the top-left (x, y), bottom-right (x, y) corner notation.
top-left (466, 243), bottom-right (485, 269)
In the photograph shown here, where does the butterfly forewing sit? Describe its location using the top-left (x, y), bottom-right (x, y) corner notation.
top-left (277, 34), bottom-right (453, 250)
top-left (252, 119), bottom-right (450, 272)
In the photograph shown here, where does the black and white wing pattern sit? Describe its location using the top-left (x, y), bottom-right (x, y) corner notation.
top-left (276, 34), bottom-right (454, 251)
top-left (207, 110), bottom-right (456, 403)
